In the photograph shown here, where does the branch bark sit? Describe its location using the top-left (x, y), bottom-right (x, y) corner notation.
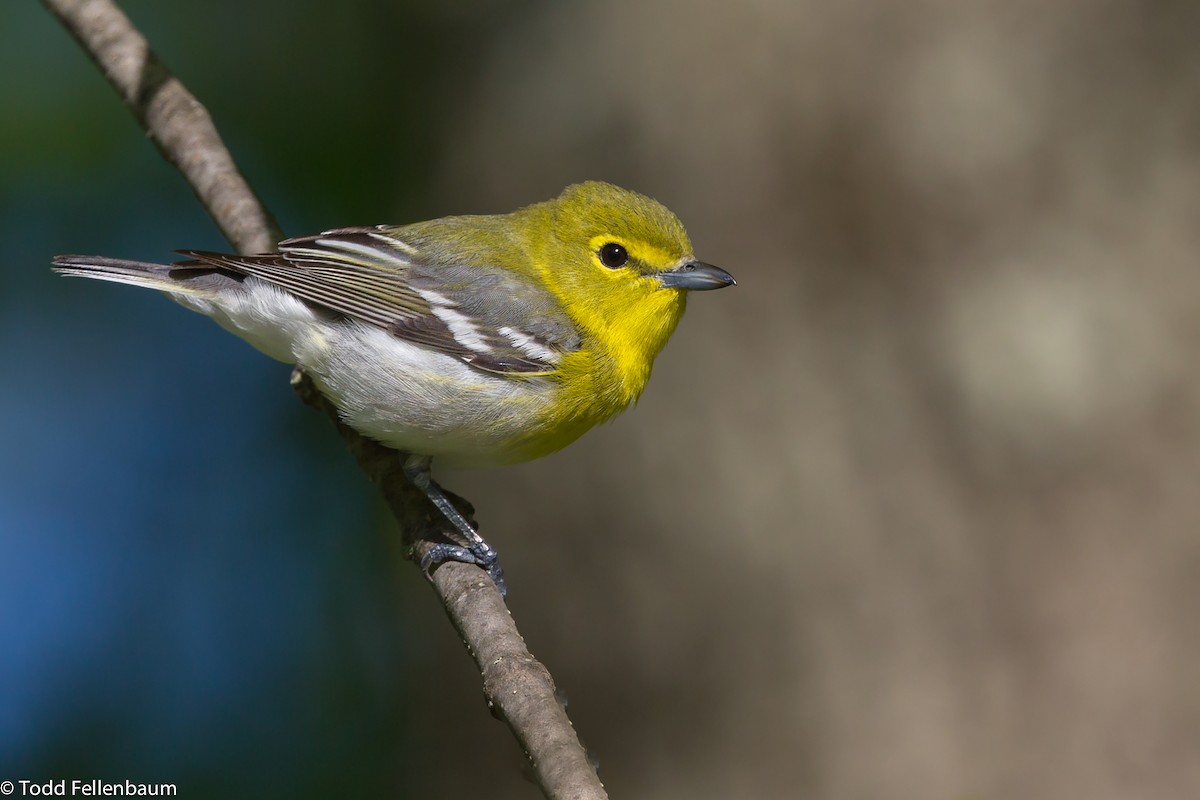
top-left (44, 2), bottom-right (607, 798)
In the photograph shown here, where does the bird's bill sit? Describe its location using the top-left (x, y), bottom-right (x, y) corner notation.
top-left (655, 261), bottom-right (736, 291)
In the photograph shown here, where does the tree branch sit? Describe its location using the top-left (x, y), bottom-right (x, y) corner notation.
top-left (44, 2), bottom-right (607, 798)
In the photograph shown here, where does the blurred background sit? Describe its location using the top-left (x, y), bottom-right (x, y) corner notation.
top-left (3, 0), bottom-right (1199, 797)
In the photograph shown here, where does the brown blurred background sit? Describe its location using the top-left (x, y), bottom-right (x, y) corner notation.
top-left (437, 2), bottom-right (1200, 798)
top-left (6, 1), bottom-right (1199, 798)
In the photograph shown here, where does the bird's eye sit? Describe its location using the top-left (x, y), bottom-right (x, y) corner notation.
top-left (598, 242), bottom-right (629, 269)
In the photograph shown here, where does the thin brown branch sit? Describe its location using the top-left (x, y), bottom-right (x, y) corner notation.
top-left (44, 2), bottom-right (608, 798)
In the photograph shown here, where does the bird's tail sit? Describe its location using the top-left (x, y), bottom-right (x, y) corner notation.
top-left (51, 255), bottom-right (220, 298)
top-left (50, 255), bottom-right (195, 293)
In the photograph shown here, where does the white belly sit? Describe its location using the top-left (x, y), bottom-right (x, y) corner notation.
top-left (176, 279), bottom-right (557, 466)
top-left (301, 321), bottom-right (557, 465)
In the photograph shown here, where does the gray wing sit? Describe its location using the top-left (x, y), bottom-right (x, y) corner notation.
top-left (174, 226), bottom-right (581, 375)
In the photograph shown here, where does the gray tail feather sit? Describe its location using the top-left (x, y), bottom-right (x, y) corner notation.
top-left (52, 255), bottom-right (170, 278)
top-left (52, 254), bottom-right (251, 301)
top-left (50, 255), bottom-right (186, 293)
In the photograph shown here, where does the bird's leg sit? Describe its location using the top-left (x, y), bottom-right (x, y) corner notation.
top-left (401, 453), bottom-right (506, 596)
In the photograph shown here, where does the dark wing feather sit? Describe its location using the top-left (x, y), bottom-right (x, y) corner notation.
top-left (173, 226), bottom-right (580, 375)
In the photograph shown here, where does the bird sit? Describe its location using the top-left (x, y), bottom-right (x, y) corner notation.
top-left (52, 181), bottom-right (735, 594)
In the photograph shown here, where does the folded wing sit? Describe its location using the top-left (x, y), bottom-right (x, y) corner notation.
top-left (174, 226), bottom-right (580, 375)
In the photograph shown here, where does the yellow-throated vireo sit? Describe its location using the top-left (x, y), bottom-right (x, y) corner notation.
top-left (53, 181), bottom-right (735, 594)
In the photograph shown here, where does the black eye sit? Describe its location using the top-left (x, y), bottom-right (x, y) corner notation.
top-left (598, 242), bottom-right (629, 269)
